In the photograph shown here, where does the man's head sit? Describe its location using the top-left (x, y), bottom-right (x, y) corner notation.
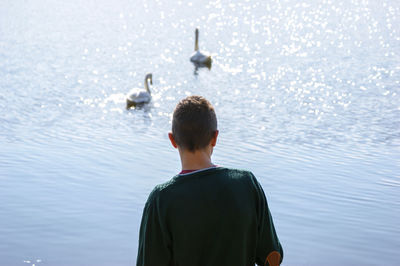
top-left (170, 96), bottom-right (218, 152)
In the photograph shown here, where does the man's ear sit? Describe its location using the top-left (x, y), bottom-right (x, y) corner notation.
top-left (168, 132), bottom-right (178, 148)
top-left (211, 130), bottom-right (219, 147)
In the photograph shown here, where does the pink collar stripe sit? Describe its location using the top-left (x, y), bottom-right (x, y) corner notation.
top-left (179, 165), bottom-right (218, 175)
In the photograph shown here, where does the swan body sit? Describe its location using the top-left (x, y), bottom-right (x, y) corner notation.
top-left (190, 28), bottom-right (212, 66)
top-left (190, 50), bottom-right (212, 65)
top-left (126, 73), bottom-right (152, 108)
top-left (127, 90), bottom-right (151, 103)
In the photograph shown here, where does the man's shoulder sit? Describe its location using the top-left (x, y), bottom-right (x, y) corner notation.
top-left (146, 178), bottom-right (176, 202)
top-left (221, 167), bottom-right (255, 178)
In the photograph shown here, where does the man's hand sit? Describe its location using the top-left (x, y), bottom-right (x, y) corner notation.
top-left (266, 251), bottom-right (281, 266)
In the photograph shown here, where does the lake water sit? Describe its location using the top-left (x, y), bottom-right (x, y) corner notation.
top-left (0, 0), bottom-right (399, 265)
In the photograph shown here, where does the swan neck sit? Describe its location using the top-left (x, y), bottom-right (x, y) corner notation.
top-left (144, 76), bottom-right (151, 93)
top-left (195, 30), bottom-right (199, 51)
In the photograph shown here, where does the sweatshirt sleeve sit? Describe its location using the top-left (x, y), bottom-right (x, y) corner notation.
top-left (251, 174), bottom-right (284, 266)
top-left (136, 188), bottom-right (171, 266)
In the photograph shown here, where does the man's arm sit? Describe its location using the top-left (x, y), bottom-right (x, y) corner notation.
top-left (137, 189), bottom-right (171, 266)
top-left (251, 174), bottom-right (283, 266)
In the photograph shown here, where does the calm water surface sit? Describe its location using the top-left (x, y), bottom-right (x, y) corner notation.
top-left (0, 0), bottom-right (399, 265)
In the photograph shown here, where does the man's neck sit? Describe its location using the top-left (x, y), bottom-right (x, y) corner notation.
top-left (179, 148), bottom-right (214, 171)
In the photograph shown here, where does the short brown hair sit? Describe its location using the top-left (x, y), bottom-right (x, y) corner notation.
top-left (172, 96), bottom-right (218, 152)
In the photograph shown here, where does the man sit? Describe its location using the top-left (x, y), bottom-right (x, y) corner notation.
top-left (137, 96), bottom-right (283, 266)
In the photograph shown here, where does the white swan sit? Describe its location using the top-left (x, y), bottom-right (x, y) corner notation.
top-left (190, 28), bottom-right (212, 66)
top-left (126, 73), bottom-right (152, 108)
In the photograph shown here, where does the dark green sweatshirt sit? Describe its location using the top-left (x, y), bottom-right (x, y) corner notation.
top-left (137, 167), bottom-right (283, 266)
